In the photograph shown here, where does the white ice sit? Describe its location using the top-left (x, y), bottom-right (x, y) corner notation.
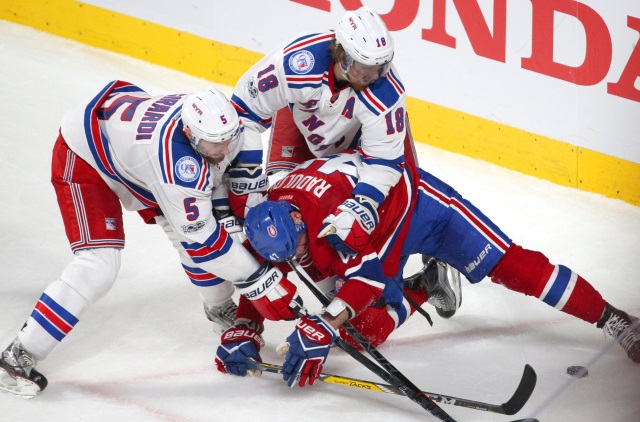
top-left (0, 21), bottom-right (638, 422)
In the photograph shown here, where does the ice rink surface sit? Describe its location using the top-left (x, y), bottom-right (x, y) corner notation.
top-left (1, 21), bottom-right (639, 422)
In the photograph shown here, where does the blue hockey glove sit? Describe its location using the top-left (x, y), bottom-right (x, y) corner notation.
top-left (215, 323), bottom-right (264, 376)
top-left (282, 315), bottom-right (337, 387)
top-left (318, 195), bottom-right (378, 255)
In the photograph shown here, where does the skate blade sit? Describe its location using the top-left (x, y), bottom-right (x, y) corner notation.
top-left (0, 368), bottom-right (40, 399)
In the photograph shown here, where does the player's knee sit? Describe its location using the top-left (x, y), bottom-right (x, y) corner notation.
top-left (60, 248), bottom-right (121, 304)
top-left (489, 243), bottom-right (554, 297)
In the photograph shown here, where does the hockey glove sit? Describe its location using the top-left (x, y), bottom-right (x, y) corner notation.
top-left (213, 207), bottom-right (245, 244)
top-left (228, 166), bottom-right (268, 218)
top-left (235, 262), bottom-right (303, 321)
top-left (215, 322), bottom-right (264, 377)
top-left (318, 195), bottom-right (379, 255)
top-left (282, 315), bottom-right (337, 388)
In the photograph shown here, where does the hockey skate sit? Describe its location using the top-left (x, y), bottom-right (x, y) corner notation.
top-left (204, 299), bottom-right (238, 334)
top-left (405, 255), bottom-right (462, 319)
top-left (0, 337), bottom-right (48, 398)
top-left (597, 303), bottom-right (640, 364)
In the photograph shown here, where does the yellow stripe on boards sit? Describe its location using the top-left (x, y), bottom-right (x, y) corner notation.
top-left (2, 0), bottom-right (638, 206)
top-left (407, 97), bottom-right (639, 206)
top-left (578, 147), bottom-right (640, 206)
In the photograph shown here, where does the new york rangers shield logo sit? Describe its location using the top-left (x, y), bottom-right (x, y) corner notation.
top-left (175, 156), bottom-right (200, 183)
top-left (288, 50), bottom-right (315, 75)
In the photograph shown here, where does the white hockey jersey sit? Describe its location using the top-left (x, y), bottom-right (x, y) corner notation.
top-left (231, 31), bottom-right (407, 205)
top-left (60, 80), bottom-right (263, 282)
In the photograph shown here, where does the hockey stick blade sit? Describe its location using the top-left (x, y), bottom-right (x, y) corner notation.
top-left (499, 364), bottom-right (537, 415)
top-left (249, 361), bottom-right (536, 417)
top-left (426, 364), bottom-right (536, 415)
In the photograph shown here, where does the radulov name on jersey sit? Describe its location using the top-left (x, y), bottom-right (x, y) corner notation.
top-left (273, 173), bottom-right (332, 198)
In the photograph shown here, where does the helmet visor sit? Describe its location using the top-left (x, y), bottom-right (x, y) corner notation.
top-left (343, 52), bottom-right (392, 87)
top-left (351, 60), bottom-right (390, 78)
top-left (193, 132), bottom-right (239, 160)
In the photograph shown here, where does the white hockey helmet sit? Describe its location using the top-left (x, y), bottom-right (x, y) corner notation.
top-left (181, 87), bottom-right (240, 148)
top-left (335, 6), bottom-right (394, 76)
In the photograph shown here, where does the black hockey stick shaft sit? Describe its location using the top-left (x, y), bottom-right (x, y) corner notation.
top-left (249, 361), bottom-right (537, 419)
top-left (288, 260), bottom-right (457, 421)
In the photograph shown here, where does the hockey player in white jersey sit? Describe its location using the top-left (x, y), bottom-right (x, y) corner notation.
top-left (232, 6), bottom-right (420, 257)
top-left (0, 81), bottom-right (303, 398)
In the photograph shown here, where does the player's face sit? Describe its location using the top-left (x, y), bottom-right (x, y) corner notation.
top-left (185, 126), bottom-right (238, 165)
top-left (295, 231), bottom-right (308, 259)
top-left (291, 212), bottom-right (309, 259)
top-left (347, 61), bottom-right (384, 90)
top-left (196, 139), bottom-right (233, 164)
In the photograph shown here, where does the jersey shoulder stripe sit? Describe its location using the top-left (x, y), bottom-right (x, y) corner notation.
top-left (385, 68), bottom-right (405, 94)
top-left (283, 32), bottom-right (334, 55)
top-left (231, 95), bottom-right (273, 129)
top-left (357, 70), bottom-right (405, 116)
top-left (159, 115), bottom-right (211, 191)
top-left (283, 32), bottom-right (333, 87)
top-left (358, 82), bottom-right (403, 116)
top-left (83, 80), bottom-right (157, 208)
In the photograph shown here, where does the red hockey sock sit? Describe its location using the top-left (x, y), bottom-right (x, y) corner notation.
top-left (489, 243), bottom-right (606, 324)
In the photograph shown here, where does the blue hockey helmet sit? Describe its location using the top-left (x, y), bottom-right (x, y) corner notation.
top-left (244, 201), bottom-right (303, 262)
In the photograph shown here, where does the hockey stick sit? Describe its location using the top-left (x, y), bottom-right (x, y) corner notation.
top-left (248, 360), bottom-right (537, 416)
top-left (288, 260), bottom-right (457, 421)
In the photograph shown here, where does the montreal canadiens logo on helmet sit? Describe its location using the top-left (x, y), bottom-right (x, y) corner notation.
top-left (288, 50), bottom-right (315, 75)
top-left (267, 225), bottom-right (278, 237)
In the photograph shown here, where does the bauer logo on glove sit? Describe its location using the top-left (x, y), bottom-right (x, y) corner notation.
top-left (318, 195), bottom-right (379, 255)
top-left (340, 199), bottom-right (376, 231)
top-left (222, 327), bottom-right (263, 344)
top-left (297, 319), bottom-right (332, 343)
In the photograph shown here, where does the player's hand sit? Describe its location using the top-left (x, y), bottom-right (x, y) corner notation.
top-left (282, 315), bottom-right (337, 387)
top-left (228, 166), bottom-right (268, 218)
top-left (235, 262), bottom-right (303, 321)
top-left (215, 322), bottom-right (264, 376)
top-left (214, 208), bottom-right (245, 244)
top-left (318, 196), bottom-right (378, 255)
top-left (216, 212), bottom-right (243, 234)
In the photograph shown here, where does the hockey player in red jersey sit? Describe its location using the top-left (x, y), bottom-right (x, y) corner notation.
top-left (0, 81), bottom-right (303, 398)
top-left (215, 152), bottom-right (640, 387)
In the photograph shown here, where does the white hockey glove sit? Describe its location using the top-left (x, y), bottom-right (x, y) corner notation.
top-left (213, 207), bottom-right (245, 244)
top-left (318, 195), bottom-right (379, 255)
top-left (234, 262), bottom-right (303, 321)
top-left (228, 166), bottom-right (268, 218)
